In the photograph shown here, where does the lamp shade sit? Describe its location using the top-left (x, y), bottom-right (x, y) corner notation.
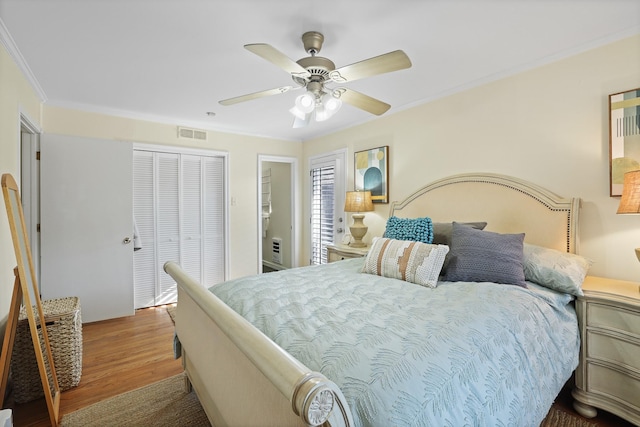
top-left (344, 191), bottom-right (373, 213)
top-left (617, 170), bottom-right (640, 214)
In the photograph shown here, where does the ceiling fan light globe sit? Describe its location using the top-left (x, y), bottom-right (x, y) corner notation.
top-left (315, 105), bottom-right (329, 122)
top-left (324, 97), bottom-right (342, 113)
top-left (295, 93), bottom-right (315, 113)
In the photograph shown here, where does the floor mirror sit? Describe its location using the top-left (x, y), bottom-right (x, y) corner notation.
top-left (0, 173), bottom-right (60, 426)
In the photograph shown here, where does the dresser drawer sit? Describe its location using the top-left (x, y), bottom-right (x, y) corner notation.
top-left (326, 245), bottom-right (368, 263)
top-left (588, 364), bottom-right (640, 409)
top-left (328, 251), bottom-right (344, 263)
top-left (587, 331), bottom-right (640, 371)
top-left (587, 302), bottom-right (640, 338)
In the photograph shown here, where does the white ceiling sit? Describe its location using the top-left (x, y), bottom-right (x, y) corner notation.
top-left (1, 1), bottom-right (639, 142)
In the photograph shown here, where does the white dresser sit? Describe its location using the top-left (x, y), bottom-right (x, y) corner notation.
top-left (572, 275), bottom-right (640, 425)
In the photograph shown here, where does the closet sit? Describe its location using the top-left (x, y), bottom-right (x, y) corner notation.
top-left (133, 146), bottom-right (227, 309)
top-left (40, 134), bottom-right (228, 322)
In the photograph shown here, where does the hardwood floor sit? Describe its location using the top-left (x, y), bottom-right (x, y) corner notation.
top-left (3, 304), bottom-right (634, 426)
top-left (5, 305), bottom-right (182, 426)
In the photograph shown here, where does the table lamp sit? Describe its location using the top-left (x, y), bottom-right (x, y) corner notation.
top-left (617, 170), bottom-right (640, 262)
top-left (344, 191), bottom-right (374, 248)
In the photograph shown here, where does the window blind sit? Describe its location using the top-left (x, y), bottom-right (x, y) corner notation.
top-left (310, 165), bottom-right (335, 265)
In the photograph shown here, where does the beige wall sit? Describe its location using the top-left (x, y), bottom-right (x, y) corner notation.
top-left (42, 106), bottom-right (303, 282)
top-left (303, 34), bottom-right (640, 282)
top-left (0, 43), bottom-right (42, 327)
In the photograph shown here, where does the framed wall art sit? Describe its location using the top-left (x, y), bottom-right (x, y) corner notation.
top-left (610, 87), bottom-right (640, 197)
top-left (355, 145), bottom-right (389, 203)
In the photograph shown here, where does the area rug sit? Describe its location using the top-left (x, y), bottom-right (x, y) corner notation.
top-left (60, 374), bottom-right (210, 427)
top-left (60, 371), bottom-right (596, 427)
top-left (166, 304), bottom-right (176, 323)
top-left (541, 406), bottom-right (598, 427)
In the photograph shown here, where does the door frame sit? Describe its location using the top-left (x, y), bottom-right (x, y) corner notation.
top-left (133, 143), bottom-right (231, 285)
top-left (257, 155), bottom-right (298, 273)
top-left (19, 111), bottom-right (41, 294)
top-left (308, 148), bottom-right (347, 264)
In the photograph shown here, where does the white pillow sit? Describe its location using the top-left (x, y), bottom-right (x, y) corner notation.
top-left (523, 244), bottom-right (592, 296)
top-left (361, 237), bottom-right (449, 288)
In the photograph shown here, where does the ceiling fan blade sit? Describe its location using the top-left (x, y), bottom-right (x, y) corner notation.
top-left (245, 44), bottom-right (311, 79)
top-left (335, 88), bottom-right (391, 116)
top-left (219, 86), bottom-right (295, 106)
top-left (329, 50), bottom-right (411, 83)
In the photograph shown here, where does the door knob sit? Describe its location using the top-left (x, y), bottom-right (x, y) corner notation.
top-left (123, 237), bottom-right (132, 244)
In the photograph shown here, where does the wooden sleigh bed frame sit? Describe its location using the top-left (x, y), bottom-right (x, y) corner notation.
top-left (163, 172), bottom-right (581, 427)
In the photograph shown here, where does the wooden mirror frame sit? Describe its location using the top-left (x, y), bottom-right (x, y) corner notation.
top-left (1, 173), bottom-right (60, 426)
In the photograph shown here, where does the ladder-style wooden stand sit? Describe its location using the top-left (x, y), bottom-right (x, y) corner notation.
top-left (1, 173), bottom-right (60, 426)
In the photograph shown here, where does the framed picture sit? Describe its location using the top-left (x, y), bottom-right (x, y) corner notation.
top-left (609, 87), bottom-right (640, 197)
top-left (355, 146), bottom-right (389, 203)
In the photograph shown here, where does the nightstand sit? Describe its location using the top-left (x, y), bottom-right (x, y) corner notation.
top-left (326, 244), bottom-right (369, 263)
top-left (572, 275), bottom-right (640, 425)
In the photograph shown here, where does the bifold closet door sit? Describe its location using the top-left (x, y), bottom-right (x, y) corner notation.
top-left (41, 134), bottom-right (134, 323)
top-left (133, 150), bottom-right (226, 309)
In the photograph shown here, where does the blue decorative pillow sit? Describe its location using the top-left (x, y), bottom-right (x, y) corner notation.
top-left (383, 216), bottom-right (434, 244)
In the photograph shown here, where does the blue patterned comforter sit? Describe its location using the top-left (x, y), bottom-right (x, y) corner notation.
top-left (210, 258), bottom-right (579, 427)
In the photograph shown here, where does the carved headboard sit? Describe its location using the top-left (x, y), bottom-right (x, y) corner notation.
top-left (388, 173), bottom-right (581, 253)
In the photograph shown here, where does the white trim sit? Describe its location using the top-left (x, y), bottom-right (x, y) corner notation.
top-left (0, 18), bottom-right (47, 102)
top-left (257, 155), bottom-right (299, 273)
top-left (19, 108), bottom-right (42, 134)
top-left (19, 111), bottom-right (41, 295)
top-left (132, 142), bottom-right (227, 158)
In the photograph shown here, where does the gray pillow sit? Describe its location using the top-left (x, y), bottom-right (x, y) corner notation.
top-left (432, 221), bottom-right (487, 245)
top-left (443, 222), bottom-right (527, 287)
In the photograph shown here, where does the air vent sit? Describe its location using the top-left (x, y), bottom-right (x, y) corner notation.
top-left (177, 126), bottom-right (207, 141)
top-left (272, 237), bottom-right (282, 265)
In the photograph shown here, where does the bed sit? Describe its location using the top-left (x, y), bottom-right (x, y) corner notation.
top-left (164, 172), bottom-right (588, 427)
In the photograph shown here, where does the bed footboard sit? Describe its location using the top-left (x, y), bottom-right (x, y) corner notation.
top-left (164, 261), bottom-right (353, 427)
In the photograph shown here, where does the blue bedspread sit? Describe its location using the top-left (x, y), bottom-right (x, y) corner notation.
top-left (210, 258), bottom-right (579, 427)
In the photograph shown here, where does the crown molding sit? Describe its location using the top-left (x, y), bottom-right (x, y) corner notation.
top-left (0, 17), bottom-right (47, 102)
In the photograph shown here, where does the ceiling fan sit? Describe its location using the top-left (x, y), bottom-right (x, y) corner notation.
top-left (219, 31), bottom-right (412, 127)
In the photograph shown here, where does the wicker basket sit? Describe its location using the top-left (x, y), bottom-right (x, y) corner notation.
top-left (11, 297), bottom-right (82, 403)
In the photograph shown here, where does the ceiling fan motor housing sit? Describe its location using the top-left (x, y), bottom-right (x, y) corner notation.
top-left (302, 31), bottom-right (324, 55)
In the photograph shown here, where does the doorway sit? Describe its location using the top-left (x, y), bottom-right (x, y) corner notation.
top-left (19, 113), bottom-right (41, 297)
top-left (257, 155), bottom-right (298, 273)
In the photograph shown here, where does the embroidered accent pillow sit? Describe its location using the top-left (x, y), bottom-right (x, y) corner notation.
top-left (383, 216), bottom-right (434, 243)
top-left (443, 222), bottom-right (527, 287)
top-left (361, 237), bottom-right (449, 288)
top-left (523, 244), bottom-right (591, 296)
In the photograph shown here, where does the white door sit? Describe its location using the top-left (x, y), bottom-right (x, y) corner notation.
top-left (41, 134), bottom-right (134, 323)
top-left (309, 149), bottom-right (346, 265)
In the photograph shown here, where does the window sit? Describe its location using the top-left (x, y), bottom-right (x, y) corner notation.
top-left (309, 150), bottom-right (346, 265)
